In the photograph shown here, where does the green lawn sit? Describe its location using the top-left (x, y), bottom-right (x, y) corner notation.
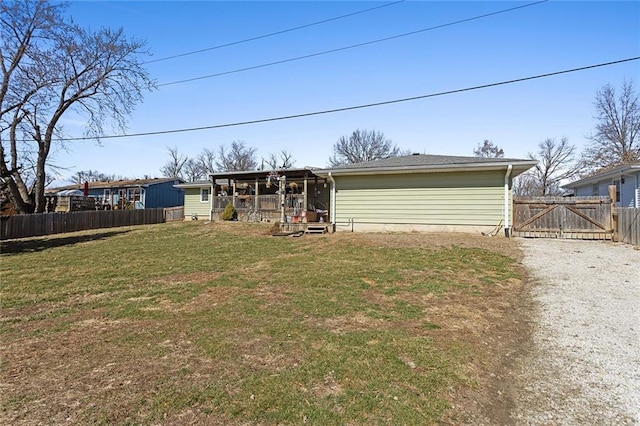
top-left (1, 221), bottom-right (523, 425)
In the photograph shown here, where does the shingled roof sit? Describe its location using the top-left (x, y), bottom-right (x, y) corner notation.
top-left (315, 154), bottom-right (537, 177)
top-left (47, 177), bottom-right (183, 193)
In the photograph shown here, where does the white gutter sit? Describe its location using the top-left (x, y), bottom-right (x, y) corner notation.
top-left (504, 164), bottom-right (513, 236)
top-left (328, 172), bottom-right (336, 225)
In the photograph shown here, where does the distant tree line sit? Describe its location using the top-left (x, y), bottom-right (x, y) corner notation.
top-left (159, 141), bottom-right (297, 182)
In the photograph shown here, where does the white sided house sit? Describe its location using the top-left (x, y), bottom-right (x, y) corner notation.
top-left (565, 162), bottom-right (640, 208)
top-left (314, 154), bottom-right (536, 235)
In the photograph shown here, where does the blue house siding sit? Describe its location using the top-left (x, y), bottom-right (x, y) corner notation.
top-left (620, 177), bottom-right (637, 208)
top-left (145, 180), bottom-right (184, 208)
top-left (49, 178), bottom-right (185, 209)
top-left (574, 186), bottom-right (592, 197)
top-left (566, 164), bottom-right (640, 208)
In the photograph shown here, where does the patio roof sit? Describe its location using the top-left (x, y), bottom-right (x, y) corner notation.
top-left (209, 167), bottom-right (322, 182)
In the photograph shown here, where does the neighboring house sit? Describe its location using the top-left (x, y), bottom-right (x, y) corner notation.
top-left (174, 180), bottom-right (213, 221)
top-left (313, 154), bottom-right (537, 234)
top-left (564, 163), bottom-right (640, 208)
top-left (48, 178), bottom-right (185, 209)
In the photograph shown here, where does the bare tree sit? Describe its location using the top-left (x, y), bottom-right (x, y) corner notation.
top-left (582, 80), bottom-right (640, 173)
top-left (216, 140), bottom-right (257, 172)
top-left (264, 149), bottom-right (296, 170)
top-left (515, 137), bottom-right (580, 196)
top-left (196, 148), bottom-right (216, 177)
top-left (182, 158), bottom-right (206, 182)
top-left (473, 139), bottom-right (504, 158)
top-left (328, 129), bottom-right (403, 166)
top-left (0, 1), bottom-right (154, 213)
top-left (160, 147), bottom-right (188, 179)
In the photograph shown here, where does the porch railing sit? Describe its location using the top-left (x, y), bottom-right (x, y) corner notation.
top-left (212, 194), bottom-right (306, 211)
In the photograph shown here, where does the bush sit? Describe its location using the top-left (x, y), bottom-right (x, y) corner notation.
top-left (221, 203), bottom-right (237, 221)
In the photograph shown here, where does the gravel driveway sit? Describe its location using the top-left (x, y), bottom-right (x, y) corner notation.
top-left (511, 238), bottom-right (639, 425)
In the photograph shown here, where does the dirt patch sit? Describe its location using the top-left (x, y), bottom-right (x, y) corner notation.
top-left (329, 231), bottom-right (521, 260)
top-left (439, 280), bottom-right (535, 425)
top-left (313, 312), bottom-right (389, 334)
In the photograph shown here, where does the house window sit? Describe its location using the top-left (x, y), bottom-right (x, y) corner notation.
top-left (200, 188), bottom-right (210, 202)
top-left (592, 183), bottom-right (599, 196)
top-left (127, 188), bottom-right (141, 202)
top-left (613, 179), bottom-right (621, 203)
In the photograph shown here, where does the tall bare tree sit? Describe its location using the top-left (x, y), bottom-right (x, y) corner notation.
top-left (0, 0), bottom-right (154, 213)
top-left (159, 146), bottom-right (188, 179)
top-left (473, 139), bottom-right (504, 158)
top-left (264, 149), bottom-right (296, 170)
top-left (328, 129), bottom-right (403, 166)
top-left (582, 80), bottom-right (640, 173)
top-left (515, 137), bottom-right (580, 196)
top-left (216, 140), bottom-right (257, 172)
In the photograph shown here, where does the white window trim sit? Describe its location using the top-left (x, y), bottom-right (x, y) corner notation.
top-left (200, 187), bottom-right (210, 203)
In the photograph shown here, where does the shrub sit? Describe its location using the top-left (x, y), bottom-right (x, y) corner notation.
top-left (221, 203), bottom-right (236, 221)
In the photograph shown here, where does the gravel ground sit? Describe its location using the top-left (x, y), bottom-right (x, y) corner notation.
top-left (511, 238), bottom-right (640, 425)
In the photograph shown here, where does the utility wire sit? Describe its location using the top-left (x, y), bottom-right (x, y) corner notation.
top-left (144, 0), bottom-right (406, 65)
top-left (158, 0), bottom-right (548, 88)
top-left (56, 56), bottom-right (639, 142)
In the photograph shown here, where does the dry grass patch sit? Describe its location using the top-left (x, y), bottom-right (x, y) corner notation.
top-left (1, 221), bottom-right (529, 425)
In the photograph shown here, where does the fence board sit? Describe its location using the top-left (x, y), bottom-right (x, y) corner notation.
top-left (1, 208), bottom-right (166, 240)
top-left (513, 196), bottom-right (613, 240)
top-left (617, 208), bottom-right (640, 246)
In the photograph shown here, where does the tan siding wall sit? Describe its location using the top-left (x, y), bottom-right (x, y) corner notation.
top-left (183, 188), bottom-right (211, 220)
top-left (334, 171), bottom-right (507, 227)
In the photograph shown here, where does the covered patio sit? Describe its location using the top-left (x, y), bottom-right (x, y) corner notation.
top-left (209, 168), bottom-right (330, 229)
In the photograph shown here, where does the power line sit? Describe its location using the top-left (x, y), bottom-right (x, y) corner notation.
top-left (144, 0), bottom-right (406, 65)
top-left (158, 0), bottom-right (549, 88)
top-left (56, 56), bottom-right (639, 142)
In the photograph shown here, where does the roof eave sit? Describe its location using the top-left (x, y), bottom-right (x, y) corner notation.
top-left (209, 167), bottom-right (320, 181)
top-left (174, 182), bottom-right (211, 189)
top-left (566, 164), bottom-right (640, 187)
top-left (314, 161), bottom-right (537, 177)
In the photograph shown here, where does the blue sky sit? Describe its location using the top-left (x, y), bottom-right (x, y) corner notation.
top-left (53, 1), bottom-right (639, 183)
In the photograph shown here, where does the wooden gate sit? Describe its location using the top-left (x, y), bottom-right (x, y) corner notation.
top-left (513, 196), bottom-right (613, 240)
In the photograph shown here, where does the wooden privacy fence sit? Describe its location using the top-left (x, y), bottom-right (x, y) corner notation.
top-left (1, 208), bottom-right (167, 240)
top-left (513, 196), bottom-right (614, 240)
top-left (617, 208), bottom-right (640, 246)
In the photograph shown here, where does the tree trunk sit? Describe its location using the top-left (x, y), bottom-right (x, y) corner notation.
top-left (34, 154), bottom-right (47, 213)
top-left (6, 172), bottom-right (34, 213)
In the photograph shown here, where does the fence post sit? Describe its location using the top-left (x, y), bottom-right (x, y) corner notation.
top-left (609, 185), bottom-right (618, 242)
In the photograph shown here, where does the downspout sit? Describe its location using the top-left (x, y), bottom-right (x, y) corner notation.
top-left (328, 172), bottom-right (336, 228)
top-left (504, 164), bottom-right (513, 238)
top-left (209, 176), bottom-right (214, 222)
top-left (209, 183), bottom-right (213, 222)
